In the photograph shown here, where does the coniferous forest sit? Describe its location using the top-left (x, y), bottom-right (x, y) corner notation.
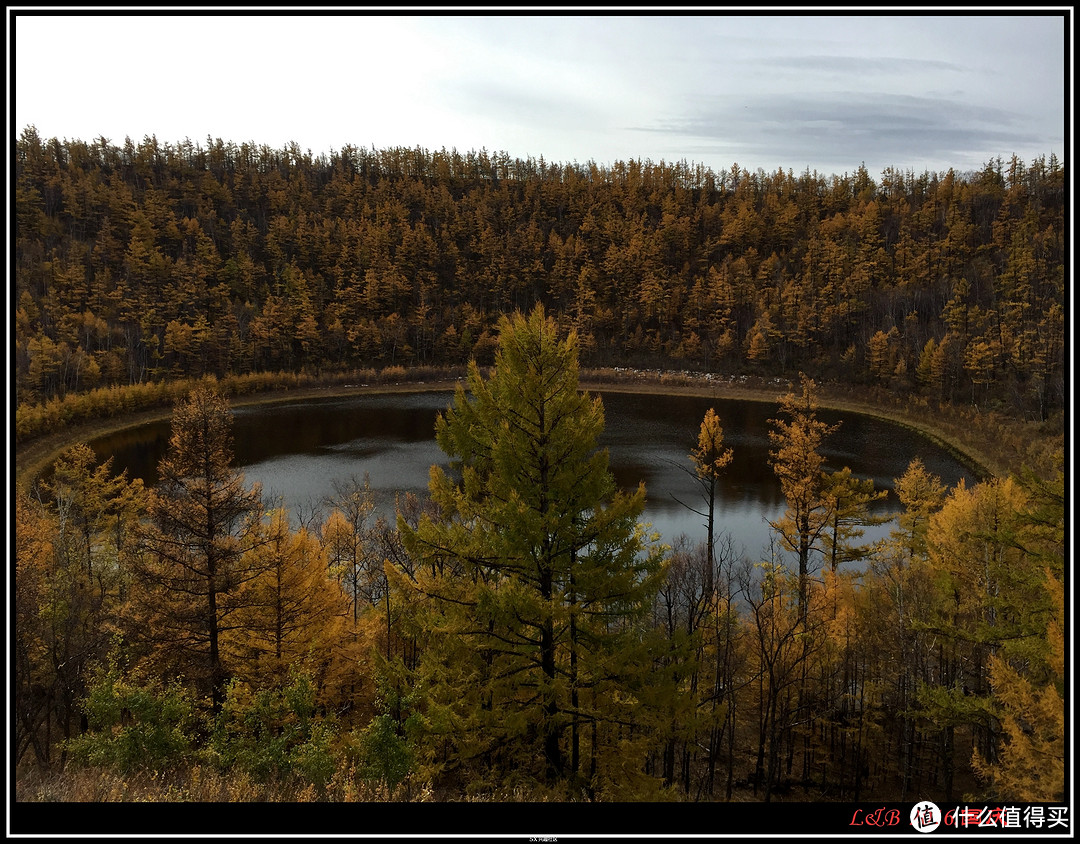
top-left (14, 128), bottom-right (1066, 419)
top-left (13, 128), bottom-right (1065, 817)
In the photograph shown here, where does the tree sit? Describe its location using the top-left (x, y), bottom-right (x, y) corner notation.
top-left (820, 466), bottom-right (888, 573)
top-left (228, 508), bottom-right (348, 693)
top-left (963, 338), bottom-right (995, 402)
top-left (46, 442), bottom-right (144, 579)
top-left (395, 305), bottom-right (666, 793)
top-left (686, 408), bottom-right (734, 595)
top-left (972, 570), bottom-right (1064, 801)
top-left (891, 457), bottom-right (947, 562)
top-left (319, 475), bottom-right (380, 623)
top-left (15, 491), bottom-right (58, 767)
top-left (655, 407), bottom-right (736, 797)
top-left (868, 328), bottom-right (894, 383)
top-left (740, 552), bottom-right (819, 801)
top-left (767, 374), bottom-right (839, 623)
top-left (915, 337), bottom-right (937, 391)
top-left (16, 448), bottom-right (143, 769)
top-left (133, 384), bottom-right (265, 708)
top-left (917, 476), bottom-right (1052, 790)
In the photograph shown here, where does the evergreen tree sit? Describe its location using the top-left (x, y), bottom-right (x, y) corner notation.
top-left (394, 305), bottom-right (666, 793)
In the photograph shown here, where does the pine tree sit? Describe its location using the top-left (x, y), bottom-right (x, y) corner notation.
top-left (394, 305), bottom-right (666, 792)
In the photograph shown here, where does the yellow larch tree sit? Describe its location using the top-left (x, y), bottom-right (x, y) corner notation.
top-left (227, 508), bottom-right (352, 696)
top-left (767, 374), bottom-right (839, 624)
top-left (972, 570), bottom-right (1064, 801)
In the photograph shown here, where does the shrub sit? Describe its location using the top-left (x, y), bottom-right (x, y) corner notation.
top-left (65, 654), bottom-right (202, 773)
top-left (349, 680), bottom-right (422, 798)
top-left (208, 669), bottom-right (340, 789)
top-left (353, 714), bottom-right (413, 796)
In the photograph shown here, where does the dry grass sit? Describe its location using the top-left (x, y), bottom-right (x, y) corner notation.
top-left (13, 761), bottom-right (423, 803)
top-left (13, 761), bottom-right (585, 804)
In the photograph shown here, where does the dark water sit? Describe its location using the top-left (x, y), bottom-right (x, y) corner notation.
top-left (83, 390), bottom-right (975, 567)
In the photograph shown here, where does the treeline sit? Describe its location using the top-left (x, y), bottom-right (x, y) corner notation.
top-left (16, 309), bottom-right (1064, 806)
top-left (14, 128), bottom-right (1065, 422)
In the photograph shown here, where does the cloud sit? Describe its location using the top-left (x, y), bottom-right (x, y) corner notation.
top-left (761, 55), bottom-right (967, 76)
top-left (449, 82), bottom-right (594, 131)
top-left (637, 91), bottom-right (1050, 173)
top-left (12, 13), bottom-right (1064, 178)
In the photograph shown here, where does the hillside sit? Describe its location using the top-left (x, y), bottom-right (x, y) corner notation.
top-left (15, 129), bottom-right (1065, 424)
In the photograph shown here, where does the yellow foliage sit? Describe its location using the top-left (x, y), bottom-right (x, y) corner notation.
top-left (691, 407), bottom-right (733, 479)
top-left (227, 509), bottom-right (362, 712)
top-left (972, 570), bottom-right (1064, 802)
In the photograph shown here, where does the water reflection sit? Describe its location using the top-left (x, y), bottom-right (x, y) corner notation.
top-left (84, 389), bottom-right (974, 565)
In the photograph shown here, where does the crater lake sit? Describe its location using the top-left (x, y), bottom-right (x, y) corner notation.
top-left (78, 389), bottom-right (977, 569)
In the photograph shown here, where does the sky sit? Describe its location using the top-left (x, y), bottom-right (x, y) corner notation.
top-left (9, 10), bottom-right (1070, 180)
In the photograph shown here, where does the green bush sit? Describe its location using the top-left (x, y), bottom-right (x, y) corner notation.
top-left (354, 714), bottom-right (413, 796)
top-left (65, 654), bottom-right (202, 773)
top-left (208, 669), bottom-right (340, 789)
top-left (350, 681), bottom-right (422, 797)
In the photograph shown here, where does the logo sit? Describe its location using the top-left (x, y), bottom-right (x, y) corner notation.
top-left (911, 801), bottom-right (941, 833)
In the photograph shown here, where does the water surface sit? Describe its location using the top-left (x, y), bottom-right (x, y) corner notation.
top-left (86, 390), bottom-right (974, 567)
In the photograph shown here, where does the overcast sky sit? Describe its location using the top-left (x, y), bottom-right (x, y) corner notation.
top-left (10, 11), bottom-right (1069, 179)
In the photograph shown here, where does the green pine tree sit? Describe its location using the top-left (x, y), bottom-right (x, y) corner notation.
top-left (393, 305), bottom-right (666, 795)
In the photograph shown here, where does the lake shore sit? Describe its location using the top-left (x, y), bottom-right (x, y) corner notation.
top-left (579, 370), bottom-right (1001, 481)
top-left (14, 369), bottom-right (999, 492)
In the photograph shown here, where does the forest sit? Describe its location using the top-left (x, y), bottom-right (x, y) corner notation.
top-left (14, 128), bottom-right (1065, 426)
top-left (12, 129), bottom-right (1066, 812)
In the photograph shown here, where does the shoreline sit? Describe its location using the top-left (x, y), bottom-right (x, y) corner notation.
top-left (578, 373), bottom-right (998, 481)
top-left (14, 371), bottom-right (998, 492)
top-left (14, 378), bottom-right (467, 492)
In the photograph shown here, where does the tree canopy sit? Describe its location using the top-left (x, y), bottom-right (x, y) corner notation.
top-left (14, 129), bottom-right (1066, 425)
top-left (394, 305), bottom-right (667, 793)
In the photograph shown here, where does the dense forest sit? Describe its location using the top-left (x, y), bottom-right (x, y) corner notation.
top-left (14, 128), bottom-right (1065, 424)
top-left (13, 129), bottom-right (1066, 814)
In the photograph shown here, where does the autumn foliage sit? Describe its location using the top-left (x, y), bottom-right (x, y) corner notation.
top-left (13, 125), bottom-right (1066, 811)
top-left (15, 130), bottom-right (1065, 429)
